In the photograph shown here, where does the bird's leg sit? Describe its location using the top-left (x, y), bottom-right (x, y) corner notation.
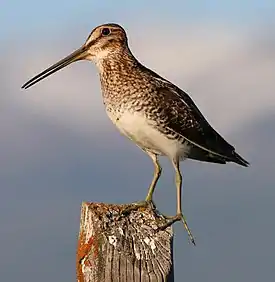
top-left (121, 152), bottom-right (161, 215)
top-left (145, 152), bottom-right (162, 203)
top-left (158, 158), bottom-right (196, 246)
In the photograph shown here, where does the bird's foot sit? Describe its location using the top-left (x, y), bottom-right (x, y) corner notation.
top-left (158, 213), bottom-right (196, 246)
top-left (121, 199), bottom-right (156, 216)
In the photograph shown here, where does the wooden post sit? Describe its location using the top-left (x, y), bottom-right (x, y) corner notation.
top-left (77, 202), bottom-right (174, 282)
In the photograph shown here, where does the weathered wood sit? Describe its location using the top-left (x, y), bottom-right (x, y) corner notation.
top-left (77, 202), bottom-right (174, 282)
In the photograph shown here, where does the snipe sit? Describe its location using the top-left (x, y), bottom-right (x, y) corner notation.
top-left (22, 23), bottom-right (249, 245)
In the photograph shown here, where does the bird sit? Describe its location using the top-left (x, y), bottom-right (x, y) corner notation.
top-left (22, 23), bottom-right (249, 245)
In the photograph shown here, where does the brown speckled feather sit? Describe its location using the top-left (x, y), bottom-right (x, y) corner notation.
top-left (99, 55), bottom-right (248, 166)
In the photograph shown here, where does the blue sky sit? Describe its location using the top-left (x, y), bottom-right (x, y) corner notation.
top-left (2, 0), bottom-right (275, 38)
top-left (1, 1), bottom-right (275, 281)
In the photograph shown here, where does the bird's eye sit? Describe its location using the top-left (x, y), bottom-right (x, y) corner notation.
top-left (101, 28), bottom-right (111, 36)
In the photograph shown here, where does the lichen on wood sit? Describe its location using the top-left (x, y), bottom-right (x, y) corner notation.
top-left (77, 202), bottom-right (174, 282)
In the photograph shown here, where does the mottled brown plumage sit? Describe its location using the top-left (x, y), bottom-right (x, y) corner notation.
top-left (22, 23), bottom-right (249, 245)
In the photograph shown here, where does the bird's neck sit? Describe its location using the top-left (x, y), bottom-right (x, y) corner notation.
top-left (97, 47), bottom-right (139, 75)
top-left (97, 49), bottom-right (148, 108)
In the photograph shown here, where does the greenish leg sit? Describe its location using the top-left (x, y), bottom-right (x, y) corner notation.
top-left (121, 151), bottom-right (161, 215)
top-left (173, 158), bottom-right (195, 244)
top-left (159, 158), bottom-right (196, 246)
top-left (145, 152), bottom-right (162, 202)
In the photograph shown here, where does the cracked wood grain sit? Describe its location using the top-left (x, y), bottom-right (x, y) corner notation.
top-left (77, 202), bottom-right (174, 282)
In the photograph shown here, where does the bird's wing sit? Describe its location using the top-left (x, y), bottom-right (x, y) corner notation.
top-left (156, 85), bottom-right (248, 165)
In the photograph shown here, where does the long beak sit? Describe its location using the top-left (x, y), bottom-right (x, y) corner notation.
top-left (21, 45), bottom-right (88, 89)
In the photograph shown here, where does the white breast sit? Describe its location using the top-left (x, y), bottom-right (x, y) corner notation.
top-left (107, 110), bottom-right (190, 160)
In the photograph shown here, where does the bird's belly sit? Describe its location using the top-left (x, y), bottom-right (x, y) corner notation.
top-left (107, 110), bottom-right (190, 159)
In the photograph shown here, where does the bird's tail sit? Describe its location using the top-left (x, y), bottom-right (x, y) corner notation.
top-left (231, 151), bottom-right (250, 167)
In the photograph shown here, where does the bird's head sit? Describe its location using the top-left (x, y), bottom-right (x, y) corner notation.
top-left (22, 23), bottom-right (128, 89)
top-left (84, 23), bottom-right (128, 61)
